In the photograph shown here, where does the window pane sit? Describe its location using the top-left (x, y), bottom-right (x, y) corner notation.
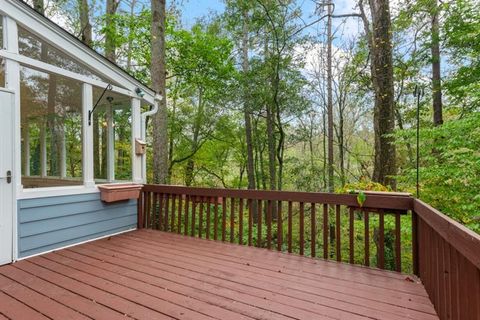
top-left (0, 16), bottom-right (3, 49)
top-left (0, 58), bottom-right (5, 87)
top-left (93, 87), bottom-right (132, 183)
top-left (17, 26), bottom-right (115, 84)
top-left (21, 66), bottom-right (83, 188)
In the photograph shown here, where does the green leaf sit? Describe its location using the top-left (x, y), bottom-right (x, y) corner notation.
top-left (357, 191), bottom-right (367, 207)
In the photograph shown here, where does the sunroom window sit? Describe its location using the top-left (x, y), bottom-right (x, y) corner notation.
top-left (20, 66), bottom-right (83, 188)
top-left (17, 26), bottom-right (113, 84)
top-left (93, 87), bottom-right (132, 183)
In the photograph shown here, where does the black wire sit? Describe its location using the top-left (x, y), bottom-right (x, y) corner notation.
top-left (415, 86), bottom-right (423, 198)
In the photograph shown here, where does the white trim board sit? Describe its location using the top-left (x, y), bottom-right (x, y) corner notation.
top-left (18, 185), bottom-right (101, 200)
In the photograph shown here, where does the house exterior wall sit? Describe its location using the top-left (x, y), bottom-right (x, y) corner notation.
top-left (17, 192), bottom-right (137, 258)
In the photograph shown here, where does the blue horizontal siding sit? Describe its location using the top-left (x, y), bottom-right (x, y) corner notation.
top-left (18, 192), bottom-right (137, 258)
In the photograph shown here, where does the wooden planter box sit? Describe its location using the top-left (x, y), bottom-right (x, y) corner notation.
top-left (98, 184), bottom-right (143, 203)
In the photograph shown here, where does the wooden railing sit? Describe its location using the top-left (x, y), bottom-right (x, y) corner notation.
top-left (138, 185), bottom-right (480, 319)
top-left (139, 185), bottom-right (480, 320)
top-left (139, 185), bottom-right (413, 272)
top-left (413, 199), bottom-right (480, 320)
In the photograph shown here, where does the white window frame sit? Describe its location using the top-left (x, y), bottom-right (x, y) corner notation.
top-left (0, 11), bottom-right (154, 200)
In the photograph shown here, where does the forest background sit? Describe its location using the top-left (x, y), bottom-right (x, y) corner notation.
top-left (27, 0), bottom-right (480, 236)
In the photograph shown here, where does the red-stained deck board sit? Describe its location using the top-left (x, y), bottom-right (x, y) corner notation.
top-left (0, 229), bottom-right (439, 320)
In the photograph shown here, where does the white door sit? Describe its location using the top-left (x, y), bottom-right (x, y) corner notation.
top-left (0, 89), bottom-right (14, 265)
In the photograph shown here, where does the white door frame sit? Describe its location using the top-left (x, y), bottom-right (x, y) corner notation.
top-left (0, 88), bottom-right (15, 265)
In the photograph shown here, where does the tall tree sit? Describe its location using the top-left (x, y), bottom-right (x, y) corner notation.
top-left (242, 7), bottom-right (256, 192)
top-left (79, 0), bottom-right (92, 47)
top-left (326, 1), bottom-right (334, 192)
top-left (151, 0), bottom-right (169, 184)
top-left (360, 0), bottom-right (397, 188)
top-left (33, 0), bottom-right (44, 13)
top-left (105, 0), bottom-right (119, 62)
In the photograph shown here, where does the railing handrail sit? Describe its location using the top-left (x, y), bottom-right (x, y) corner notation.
top-left (414, 198), bottom-right (480, 270)
top-left (142, 184), bottom-right (414, 211)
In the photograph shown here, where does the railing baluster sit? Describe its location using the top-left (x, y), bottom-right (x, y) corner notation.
top-left (248, 199), bottom-right (253, 246)
top-left (138, 191), bottom-right (144, 229)
top-left (299, 202), bottom-right (304, 256)
top-left (191, 196), bottom-right (196, 237)
top-left (288, 201), bottom-right (293, 253)
top-left (349, 207), bottom-right (354, 264)
top-left (222, 197), bottom-right (227, 242)
top-left (336, 204), bottom-right (341, 262)
top-left (157, 193), bottom-right (163, 230)
top-left (206, 197), bottom-right (211, 239)
top-left (184, 195), bottom-right (189, 236)
top-left (177, 194), bottom-right (182, 234)
top-left (257, 200), bottom-right (262, 248)
top-left (164, 194), bottom-right (170, 231)
top-left (239, 199), bottom-right (244, 245)
top-left (277, 201), bottom-right (283, 252)
top-left (311, 203), bottom-right (316, 258)
top-left (323, 204), bottom-right (328, 259)
top-left (230, 198), bottom-right (235, 243)
top-left (158, 193), bottom-right (165, 230)
top-left (378, 210), bottom-right (385, 269)
top-left (170, 194), bottom-right (176, 232)
top-left (267, 200), bottom-right (272, 250)
top-left (395, 212), bottom-right (401, 272)
top-left (214, 197), bottom-right (219, 240)
top-left (199, 197), bottom-right (204, 238)
top-left (145, 192), bottom-right (151, 228)
top-left (364, 210), bottom-right (370, 266)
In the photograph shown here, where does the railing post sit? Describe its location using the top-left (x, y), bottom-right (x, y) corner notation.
top-left (412, 210), bottom-right (419, 276)
top-left (137, 190), bottom-right (144, 229)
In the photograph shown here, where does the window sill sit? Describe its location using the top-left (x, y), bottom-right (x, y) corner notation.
top-left (17, 185), bottom-right (100, 200)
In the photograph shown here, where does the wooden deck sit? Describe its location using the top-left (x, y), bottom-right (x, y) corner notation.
top-left (0, 229), bottom-right (439, 320)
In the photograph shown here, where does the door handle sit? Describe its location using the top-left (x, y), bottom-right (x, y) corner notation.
top-left (0, 171), bottom-right (11, 184)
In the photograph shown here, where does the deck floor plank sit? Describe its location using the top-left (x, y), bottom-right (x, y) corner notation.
top-left (125, 231), bottom-right (429, 296)
top-left (0, 274), bottom-right (89, 320)
top-left (73, 240), bottom-right (431, 320)
top-left (0, 229), bottom-right (439, 320)
top-left (0, 265), bottom-right (129, 320)
top-left (93, 233), bottom-right (436, 315)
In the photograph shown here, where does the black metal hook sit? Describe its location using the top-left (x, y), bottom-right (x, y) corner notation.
top-left (88, 84), bottom-right (113, 126)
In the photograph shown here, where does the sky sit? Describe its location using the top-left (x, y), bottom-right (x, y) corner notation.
top-left (173, 0), bottom-right (362, 37)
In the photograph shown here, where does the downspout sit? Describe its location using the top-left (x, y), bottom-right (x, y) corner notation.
top-left (140, 93), bottom-right (162, 183)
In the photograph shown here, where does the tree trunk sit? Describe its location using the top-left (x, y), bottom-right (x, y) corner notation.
top-left (326, 3), bottom-right (335, 192)
top-left (32, 0), bottom-right (44, 13)
top-left (105, 0), bottom-right (119, 63)
top-left (184, 89), bottom-right (204, 186)
top-left (322, 108), bottom-right (327, 191)
top-left (363, 0), bottom-right (397, 188)
top-left (242, 9), bottom-right (256, 192)
top-left (338, 99), bottom-right (345, 187)
top-left (151, 0), bottom-right (169, 184)
top-left (79, 0), bottom-right (92, 47)
top-left (431, 0), bottom-right (443, 126)
top-left (126, 0), bottom-right (137, 71)
top-left (266, 102), bottom-right (276, 192)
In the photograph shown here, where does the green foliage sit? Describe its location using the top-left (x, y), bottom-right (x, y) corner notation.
top-left (444, 0), bottom-right (480, 110)
top-left (396, 113), bottom-right (480, 233)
